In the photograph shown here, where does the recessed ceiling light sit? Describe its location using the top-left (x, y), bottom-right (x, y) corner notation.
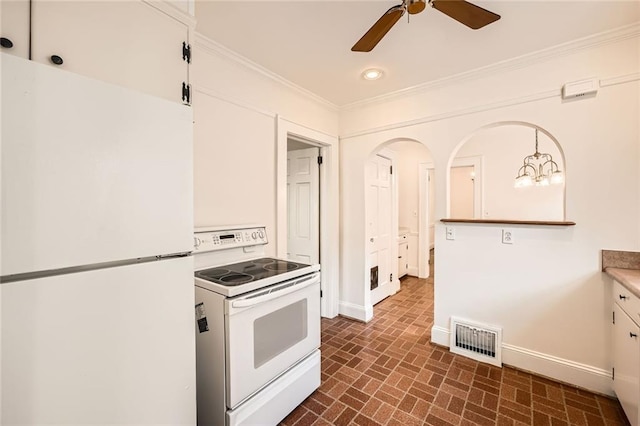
top-left (362, 68), bottom-right (383, 81)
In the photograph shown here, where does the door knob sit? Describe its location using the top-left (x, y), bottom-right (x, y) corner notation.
top-left (50, 55), bottom-right (64, 65)
top-left (0, 38), bottom-right (13, 48)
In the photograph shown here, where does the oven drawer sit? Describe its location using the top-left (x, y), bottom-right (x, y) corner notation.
top-left (226, 350), bottom-right (321, 426)
top-left (224, 272), bottom-right (321, 409)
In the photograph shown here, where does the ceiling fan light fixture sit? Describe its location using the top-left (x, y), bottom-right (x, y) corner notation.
top-left (362, 68), bottom-right (383, 80)
top-left (407, 0), bottom-right (426, 14)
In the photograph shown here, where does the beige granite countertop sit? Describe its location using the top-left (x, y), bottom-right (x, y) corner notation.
top-left (602, 250), bottom-right (640, 298)
top-left (605, 267), bottom-right (640, 299)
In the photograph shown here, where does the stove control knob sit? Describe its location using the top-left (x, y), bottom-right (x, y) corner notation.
top-left (258, 230), bottom-right (265, 239)
top-left (251, 232), bottom-right (257, 240)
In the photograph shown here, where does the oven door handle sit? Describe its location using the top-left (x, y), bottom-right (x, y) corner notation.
top-left (230, 273), bottom-right (320, 309)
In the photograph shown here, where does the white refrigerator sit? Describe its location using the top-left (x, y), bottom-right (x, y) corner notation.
top-left (1, 53), bottom-right (196, 425)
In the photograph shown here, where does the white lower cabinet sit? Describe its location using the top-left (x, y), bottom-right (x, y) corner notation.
top-left (613, 280), bottom-right (640, 426)
top-left (398, 234), bottom-right (408, 278)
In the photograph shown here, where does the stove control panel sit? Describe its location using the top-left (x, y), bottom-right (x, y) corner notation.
top-left (193, 226), bottom-right (268, 252)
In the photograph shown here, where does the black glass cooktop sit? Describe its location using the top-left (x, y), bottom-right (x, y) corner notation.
top-left (195, 257), bottom-right (310, 286)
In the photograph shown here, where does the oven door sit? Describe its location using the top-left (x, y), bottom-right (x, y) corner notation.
top-left (224, 272), bottom-right (320, 409)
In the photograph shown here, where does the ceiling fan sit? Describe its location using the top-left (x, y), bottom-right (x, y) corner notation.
top-left (352, 0), bottom-right (500, 52)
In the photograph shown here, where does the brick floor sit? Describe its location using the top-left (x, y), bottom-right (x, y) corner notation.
top-left (280, 275), bottom-right (630, 426)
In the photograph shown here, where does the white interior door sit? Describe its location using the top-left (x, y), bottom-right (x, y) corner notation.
top-left (287, 147), bottom-right (320, 264)
top-left (367, 155), bottom-right (393, 305)
top-left (450, 166), bottom-right (475, 218)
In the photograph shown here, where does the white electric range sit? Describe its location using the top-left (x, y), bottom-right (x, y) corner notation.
top-left (193, 225), bottom-right (321, 426)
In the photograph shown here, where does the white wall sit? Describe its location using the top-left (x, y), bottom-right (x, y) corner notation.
top-left (339, 31), bottom-right (640, 395)
top-left (191, 34), bottom-right (339, 249)
top-left (390, 141), bottom-right (432, 274)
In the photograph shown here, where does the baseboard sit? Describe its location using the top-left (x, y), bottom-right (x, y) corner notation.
top-left (501, 344), bottom-right (613, 396)
top-left (431, 325), bottom-right (450, 347)
top-left (339, 301), bottom-right (373, 322)
top-left (430, 326), bottom-right (613, 396)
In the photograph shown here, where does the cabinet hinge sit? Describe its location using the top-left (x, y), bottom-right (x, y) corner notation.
top-left (390, 165), bottom-right (393, 175)
top-left (390, 273), bottom-right (393, 282)
top-left (317, 156), bottom-right (323, 165)
top-left (612, 367), bottom-right (615, 380)
top-left (182, 42), bottom-right (191, 64)
top-left (182, 82), bottom-right (192, 106)
top-left (613, 310), bottom-right (615, 324)
top-left (320, 289), bottom-right (323, 298)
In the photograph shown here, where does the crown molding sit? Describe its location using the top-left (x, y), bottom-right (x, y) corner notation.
top-left (340, 69), bottom-right (640, 140)
top-left (341, 22), bottom-right (640, 111)
top-left (194, 33), bottom-right (339, 112)
top-left (340, 88), bottom-right (559, 140)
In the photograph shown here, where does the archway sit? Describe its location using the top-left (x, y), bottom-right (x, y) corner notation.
top-left (365, 138), bottom-right (435, 309)
top-left (447, 122), bottom-right (567, 221)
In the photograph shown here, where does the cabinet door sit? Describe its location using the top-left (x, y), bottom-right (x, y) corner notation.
top-left (613, 303), bottom-right (640, 426)
top-left (31, 1), bottom-right (188, 103)
top-left (397, 243), bottom-right (404, 278)
top-left (0, 0), bottom-right (30, 58)
top-left (398, 242), bottom-right (408, 278)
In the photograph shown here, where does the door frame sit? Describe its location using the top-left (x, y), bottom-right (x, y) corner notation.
top-left (276, 116), bottom-right (339, 318)
top-left (418, 162), bottom-right (434, 278)
top-left (449, 156), bottom-right (483, 218)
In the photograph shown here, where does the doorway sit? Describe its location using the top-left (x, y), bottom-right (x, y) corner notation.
top-left (450, 156), bottom-right (483, 218)
top-left (276, 117), bottom-right (339, 319)
top-left (419, 162), bottom-right (435, 278)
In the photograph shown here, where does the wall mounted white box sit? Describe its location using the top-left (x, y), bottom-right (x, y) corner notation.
top-left (562, 78), bottom-right (599, 99)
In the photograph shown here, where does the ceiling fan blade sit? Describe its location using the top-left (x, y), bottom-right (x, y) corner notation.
top-left (431, 0), bottom-right (500, 29)
top-left (351, 5), bottom-right (405, 52)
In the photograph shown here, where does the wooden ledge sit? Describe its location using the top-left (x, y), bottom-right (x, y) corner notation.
top-left (440, 219), bottom-right (576, 226)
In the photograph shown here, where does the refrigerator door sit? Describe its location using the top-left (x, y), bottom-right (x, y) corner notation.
top-left (1, 256), bottom-right (196, 425)
top-left (1, 53), bottom-right (193, 276)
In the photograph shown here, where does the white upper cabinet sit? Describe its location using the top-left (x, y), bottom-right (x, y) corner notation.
top-left (2, 1), bottom-right (190, 104)
top-left (0, 0), bottom-right (30, 58)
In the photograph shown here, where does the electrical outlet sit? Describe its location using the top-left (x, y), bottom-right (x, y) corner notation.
top-left (502, 229), bottom-right (514, 244)
top-left (446, 227), bottom-right (456, 241)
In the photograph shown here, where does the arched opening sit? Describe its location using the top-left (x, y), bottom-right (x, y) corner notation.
top-left (447, 122), bottom-right (566, 221)
top-left (365, 138), bottom-right (435, 309)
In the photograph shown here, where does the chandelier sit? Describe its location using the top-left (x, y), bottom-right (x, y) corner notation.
top-left (514, 129), bottom-right (564, 188)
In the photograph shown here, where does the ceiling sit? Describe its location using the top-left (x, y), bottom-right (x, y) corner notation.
top-left (194, 1), bottom-right (640, 107)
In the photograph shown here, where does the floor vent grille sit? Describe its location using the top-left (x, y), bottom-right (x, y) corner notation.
top-left (450, 317), bottom-right (502, 367)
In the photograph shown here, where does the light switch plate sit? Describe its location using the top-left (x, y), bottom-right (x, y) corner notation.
top-left (446, 227), bottom-right (455, 241)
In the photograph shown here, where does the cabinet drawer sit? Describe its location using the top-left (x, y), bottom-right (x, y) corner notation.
top-left (614, 280), bottom-right (640, 324)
